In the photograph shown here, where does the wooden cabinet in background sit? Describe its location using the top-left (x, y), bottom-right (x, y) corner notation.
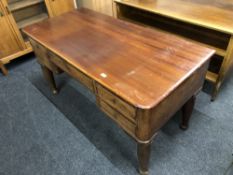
top-left (0, 0), bottom-right (25, 60)
top-left (0, 0), bottom-right (77, 75)
top-left (45, 0), bottom-right (77, 17)
top-left (78, 0), bottom-right (113, 16)
top-left (114, 0), bottom-right (233, 100)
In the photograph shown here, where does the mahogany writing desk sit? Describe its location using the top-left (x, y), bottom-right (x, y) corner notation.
top-left (114, 0), bottom-right (233, 101)
top-left (23, 9), bottom-right (214, 175)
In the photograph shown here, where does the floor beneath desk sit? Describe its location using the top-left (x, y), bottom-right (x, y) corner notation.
top-left (0, 55), bottom-right (233, 175)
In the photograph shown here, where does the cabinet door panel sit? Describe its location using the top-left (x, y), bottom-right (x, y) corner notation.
top-left (94, 0), bottom-right (113, 16)
top-left (0, 1), bottom-right (23, 59)
top-left (79, 0), bottom-right (113, 16)
top-left (46, 0), bottom-right (76, 17)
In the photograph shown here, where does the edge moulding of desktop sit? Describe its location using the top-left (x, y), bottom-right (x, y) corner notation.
top-left (0, 0), bottom-right (77, 75)
top-left (114, 0), bottom-right (233, 101)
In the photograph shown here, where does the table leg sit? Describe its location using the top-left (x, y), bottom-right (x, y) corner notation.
top-left (41, 65), bottom-right (58, 94)
top-left (180, 96), bottom-right (196, 130)
top-left (211, 82), bottom-right (221, 101)
top-left (0, 62), bottom-right (8, 76)
top-left (137, 141), bottom-right (152, 175)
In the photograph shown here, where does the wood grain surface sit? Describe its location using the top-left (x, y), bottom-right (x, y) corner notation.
top-left (23, 8), bottom-right (214, 109)
top-left (114, 0), bottom-right (233, 34)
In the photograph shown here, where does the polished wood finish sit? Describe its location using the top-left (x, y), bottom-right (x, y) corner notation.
top-left (114, 0), bottom-right (233, 100)
top-left (23, 9), bottom-right (214, 108)
top-left (0, 0), bottom-right (76, 74)
top-left (23, 9), bottom-right (214, 174)
top-left (137, 141), bottom-right (152, 175)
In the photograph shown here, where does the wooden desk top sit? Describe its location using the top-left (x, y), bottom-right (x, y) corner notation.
top-left (115, 0), bottom-right (233, 35)
top-left (23, 8), bottom-right (214, 109)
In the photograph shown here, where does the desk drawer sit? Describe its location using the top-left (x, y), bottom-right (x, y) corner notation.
top-left (31, 39), bottom-right (60, 73)
top-left (97, 84), bottom-right (136, 122)
top-left (48, 51), bottom-right (94, 91)
top-left (99, 100), bottom-right (136, 136)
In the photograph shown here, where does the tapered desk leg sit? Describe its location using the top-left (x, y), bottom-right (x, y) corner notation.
top-left (137, 141), bottom-right (152, 175)
top-left (180, 96), bottom-right (196, 130)
top-left (0, 62), bottom-right (8, 76)
top-left (41, 65), bottom-right (58, 94)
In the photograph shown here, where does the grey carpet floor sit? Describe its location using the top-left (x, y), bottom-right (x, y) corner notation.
top-left (0, 55), bottom-right (233, 175)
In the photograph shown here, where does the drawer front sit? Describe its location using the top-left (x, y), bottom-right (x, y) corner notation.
top-left (68, 65), bottom-right (94, 92)
top-left (99, 100), bottom-right (136, 137)
top-left (30, 39), bottom-right (60, 73)
top-left (97, 84), bottom-right (136, 122)
top-left (48, 51), bottom-right (94, 91)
